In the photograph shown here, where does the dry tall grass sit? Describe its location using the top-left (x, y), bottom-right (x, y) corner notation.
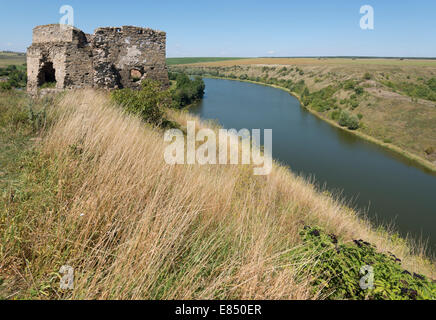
top-left (4, 89), bottom-right (434, 299)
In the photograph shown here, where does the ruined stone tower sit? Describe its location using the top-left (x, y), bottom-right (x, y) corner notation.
top-left (27, 24), bottom-right (169, 93)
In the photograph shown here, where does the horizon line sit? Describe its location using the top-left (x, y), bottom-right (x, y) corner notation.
top-left (2, 50), bottom-right (436, 60)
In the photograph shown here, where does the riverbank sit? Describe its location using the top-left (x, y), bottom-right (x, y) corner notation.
top-left (170, 59), bottom-right (436, 174)
top-left (203, 75), bottom-right (436, 175)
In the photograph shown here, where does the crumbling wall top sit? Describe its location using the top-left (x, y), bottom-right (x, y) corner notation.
top-left (32, 24), bottom-right (88, 45)
top-left (94, 26), bottom-right (166, 37)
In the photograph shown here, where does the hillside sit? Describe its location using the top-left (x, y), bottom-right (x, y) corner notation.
top-left (1, 89), bottom-right (435, 299)
top-left (170, 58), bottom-right (436, 172)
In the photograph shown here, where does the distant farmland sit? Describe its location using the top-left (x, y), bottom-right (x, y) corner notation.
top-left (2, 53), bottom-right (248, 68)
top-left (0, 51), bottom-right (26, 67)
top-left (166, 57), bottom-right (247, 65)
top-left (182, 57), bottom-right (436, 67)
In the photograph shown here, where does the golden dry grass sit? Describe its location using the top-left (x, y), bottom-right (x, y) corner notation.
top-left (2, 90), bottom-right (434, 299)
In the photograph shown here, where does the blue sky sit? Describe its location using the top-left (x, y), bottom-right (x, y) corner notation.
top-left (1, 0), bottom-right (435, 57)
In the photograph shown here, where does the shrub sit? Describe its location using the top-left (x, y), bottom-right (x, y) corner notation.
top-left (111, 79), bottom-right (170, 125)
top-left (303, 85), bottom-right (338, 111)
top-left (0, 81), bottom-right (12, 91)
top-left (363, 72), bottom-right (372, 80)
top-left (343, 80), bottom-right (356, 90)
top-left (426, 78), bottom-right (436, 91)
top-left (424, 147), bottom-right (434, 155)
top-left (171, 73), bottom-right (205, 108)
top-left (354, 86), bottom-right (364, 95)
top-left (331, 110), bottom-right (341, 120)
top-left (350, 99), bottom-right (360, 109)
top-left (279, 67), bottom-right (288, 75)
top-left (338, 111), bottom-right (360, 130)
top-left (0, 66), bottom-right (27, 88)
top-left (288, 80), bottom-right (306, 95)
top-left (239, 74), bottom-right (248, 80)
top-left (168, 72), bottom-right (178, 81)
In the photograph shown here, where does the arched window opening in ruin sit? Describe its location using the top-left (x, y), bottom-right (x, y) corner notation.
top-left (130, 69), bottom-right (143, 82)
top-left (38, 61), bottom-right (56, 88)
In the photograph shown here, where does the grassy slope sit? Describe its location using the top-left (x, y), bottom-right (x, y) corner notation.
top-left (170, 58), bottom-right (436, 171)
top-left (0, 90), bottom-right (435, 299)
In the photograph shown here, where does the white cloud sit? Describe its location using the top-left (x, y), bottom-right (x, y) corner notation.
top-left (266, 50), bottom-right (276, 55)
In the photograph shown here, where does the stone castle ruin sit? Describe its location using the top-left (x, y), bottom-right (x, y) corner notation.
top-left (27, 24), bottom-right (169, 93)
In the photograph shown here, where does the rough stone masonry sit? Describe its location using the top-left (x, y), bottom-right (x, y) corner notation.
top-left (27, 24), bottom-right (169, 93)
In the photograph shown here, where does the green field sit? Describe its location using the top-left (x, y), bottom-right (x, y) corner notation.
top-left (166, 57), bottom-right (247, 65)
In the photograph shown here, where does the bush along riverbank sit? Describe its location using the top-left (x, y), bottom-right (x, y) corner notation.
top-left (110, 73), bottom-right (205, 128)
top-left (169, 65), bottom-right (436, 174)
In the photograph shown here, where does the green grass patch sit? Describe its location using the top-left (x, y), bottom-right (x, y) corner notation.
top-left (382, 78), bottom-right (436, 102)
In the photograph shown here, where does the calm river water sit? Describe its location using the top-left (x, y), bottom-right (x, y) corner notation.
top-left (190, 78), bottom-right (436, 252)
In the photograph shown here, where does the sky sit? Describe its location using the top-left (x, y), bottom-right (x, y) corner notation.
top-left (0, 0), bottom-right (435, 57)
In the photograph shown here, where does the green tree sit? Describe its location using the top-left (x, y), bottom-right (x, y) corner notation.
top-left (338, 111), bottom-right (360, 130)
top-left (111, 79), bottom-right (170, 125)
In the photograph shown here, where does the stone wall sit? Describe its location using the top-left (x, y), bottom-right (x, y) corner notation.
top-left (92, 26), bottom-right (168, 89)
top-left (27, 24), bottom-right (169, 93)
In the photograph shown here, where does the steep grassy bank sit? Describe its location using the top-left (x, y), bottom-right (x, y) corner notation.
top-left (1, 90), bottom-right (435, 299)
top-left (170, 59), bottom-right (436, 172)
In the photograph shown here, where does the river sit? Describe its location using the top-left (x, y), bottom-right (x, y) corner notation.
top-left (190, 78), bottom-right (436, 253)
